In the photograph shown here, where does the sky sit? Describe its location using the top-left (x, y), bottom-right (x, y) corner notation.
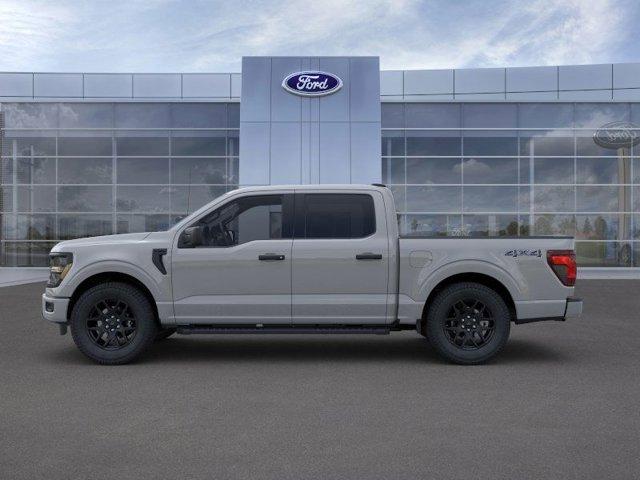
top-left (0, 0), bottom-right (638, 73)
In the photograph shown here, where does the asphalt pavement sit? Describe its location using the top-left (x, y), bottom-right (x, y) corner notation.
top-left (1, 280), bottom-right (639, 479)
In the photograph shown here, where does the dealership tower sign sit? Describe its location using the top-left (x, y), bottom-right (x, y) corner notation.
top-left (282, 71), bottom-right (343, 97)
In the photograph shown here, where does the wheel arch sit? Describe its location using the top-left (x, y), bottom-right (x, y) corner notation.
top-left (420, 273), bottom-right (517, 329)
top-left (66, 272), bottom-right (160, 325)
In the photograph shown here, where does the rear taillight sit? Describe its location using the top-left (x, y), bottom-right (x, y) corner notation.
top-left (546, 250), bottom-right (577, 287)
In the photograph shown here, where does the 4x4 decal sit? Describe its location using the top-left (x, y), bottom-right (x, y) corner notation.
top-left (505, 249), bottom-right (542, 258)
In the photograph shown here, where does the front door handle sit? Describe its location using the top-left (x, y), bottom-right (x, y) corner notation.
top-left (259, 254), bottom-right (285, 261)
top-left (356, 253), bottom-right (383, 260)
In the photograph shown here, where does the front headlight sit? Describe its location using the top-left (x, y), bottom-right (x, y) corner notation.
top-left (48, 252), bottom-right (73, 288)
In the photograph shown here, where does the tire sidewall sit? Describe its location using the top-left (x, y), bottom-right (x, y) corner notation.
top-left (70, 283), bottom-right (157, 364)
top-left (426, 283), bottom-right (510, 364)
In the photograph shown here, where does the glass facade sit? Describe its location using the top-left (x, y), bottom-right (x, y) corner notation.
top-left (382, 103), bottom-right (640, 267)
top-left (1, 100), bottom-right (639, 268)
top-left (0, 102), bottom-right (239, 266)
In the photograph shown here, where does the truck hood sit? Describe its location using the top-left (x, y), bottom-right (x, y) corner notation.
top-left (52, 232), bottom-right (152, 251)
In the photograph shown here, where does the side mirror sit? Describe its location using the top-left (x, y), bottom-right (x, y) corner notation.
top-left (179, 226), bottom-right (204, 248)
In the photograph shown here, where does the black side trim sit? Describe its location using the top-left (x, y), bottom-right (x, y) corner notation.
top-left (514, 316), bottom-right (565, 325)
top-left (152, 248), bottom-right (168, 275)
top-left (176, 324), bottom-right (390, 335)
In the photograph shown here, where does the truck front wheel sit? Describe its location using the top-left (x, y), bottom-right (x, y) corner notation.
top-left (424, 282), bottom-right (510, 365)
top-left (69, 282), bottom-right (158, 365)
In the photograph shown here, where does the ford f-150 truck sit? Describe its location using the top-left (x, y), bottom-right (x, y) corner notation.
top-left (42, 184), bottom-right (582, 365)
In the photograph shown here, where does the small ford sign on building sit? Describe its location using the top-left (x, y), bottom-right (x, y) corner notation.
top-left (282, 71), bottom-right (343, 97)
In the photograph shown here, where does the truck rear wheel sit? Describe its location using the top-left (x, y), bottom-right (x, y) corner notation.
top-left (69, 282), bottom-right (158, 365)
top-left (424, 282), bottom-right (510, 365)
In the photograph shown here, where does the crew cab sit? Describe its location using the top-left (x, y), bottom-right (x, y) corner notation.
top-left (42, 184), bottom-right (582, 365)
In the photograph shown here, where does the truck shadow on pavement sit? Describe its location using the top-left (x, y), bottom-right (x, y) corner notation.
top-left (51, 335), bottom-right (567, 365)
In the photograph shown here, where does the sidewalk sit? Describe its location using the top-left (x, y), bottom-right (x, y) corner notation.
top-left (0, 268), bottom-right (49, 287)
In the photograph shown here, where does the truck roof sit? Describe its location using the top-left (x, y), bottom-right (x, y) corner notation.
top-left (231, 184), bottom-right (388, 193)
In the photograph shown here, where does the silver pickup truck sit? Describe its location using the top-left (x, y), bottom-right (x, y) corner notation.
top-left (42, 184), bottom-right (582, 365)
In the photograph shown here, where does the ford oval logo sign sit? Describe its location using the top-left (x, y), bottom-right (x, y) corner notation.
top-left (282, 71), bottom-right (343, 97)
top-left (593, 121), bottom-right (640, 149)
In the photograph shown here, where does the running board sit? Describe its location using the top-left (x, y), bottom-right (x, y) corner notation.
top-left (176, 325), bottom-right (391, 335)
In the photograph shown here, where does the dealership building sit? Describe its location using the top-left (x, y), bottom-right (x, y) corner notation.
top-left (1, 56), bottom-right (639, 276)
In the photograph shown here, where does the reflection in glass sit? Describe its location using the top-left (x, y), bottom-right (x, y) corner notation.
top-left (534, 158), bottom-right (574, 184)
top-left (462, 157), bottom-right (517, 184)
top-left (116, 186), bottom-right (171, 213)
top-left (58, 137), bottom-right (113, 156)
top-left (170, 186), bottom-right (226, 214)
top-left (116, 136), bottom-right (168, 156)
top-left (406, 158), bottom-right (461, 184)
top-left (533, 215), bottom-right (576, 236)
top-left (16, 157), bottom-right (55, 184)
top-left (116, 214), bottom-right (171, 233)
top-left (519, 135), bottom-right (573, 156)
top-left (575, 214), bottom-right (628, 240)
top-left (58, 186), bottom-right (113, 212)
top-left (463, 136), bottom-right (517, 156)
top-left (171, 135), bottom-right (226, 156)
top-left (403, 214), bottom-right (462, 237)
top-left (117, 158), bottom-right (169, 184)
top-left (406, 186), bottom-right (461, 212)
top-left (405, 104), bottom-right (460, 128)
top-left (59, 158), bottom-right (112, 184)
top-left (381, 131), bottom-right (404, 156)
top-left (171, 158), bottom-right (226, 184)
top-left (381, 158), bottom-right (405, 184)
top-left (463, 187), bottom-right (518, 212)
top-left (576, 242), bottom-right (632, 267)
top-left (381, 103), bottom-right (404, 128)
top-left (577, 186), bottom-right (629, 212)
top-left (406, 132), bottom-right (461, 156)
top-left (58, 214), bottom-right (113, 240)
top-left (16, 186), bottom-right (56, 212)
top-left (534, 186), bottom-right (575, 212)
top-left (1, 242), bottom-right (57, 267)
top-left (576, 157), bottom-right (626, 184)
top-left (462, 215), bottom-right (519, 236)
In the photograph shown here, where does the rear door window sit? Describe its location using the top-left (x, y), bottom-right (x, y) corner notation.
top-left (299, 194), bottom-right (376, 239)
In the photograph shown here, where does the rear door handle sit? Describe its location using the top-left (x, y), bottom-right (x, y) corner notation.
top-left (356, 253), bottom-right (383, 260)
top-left (259, 254), bottom-right (285, 261)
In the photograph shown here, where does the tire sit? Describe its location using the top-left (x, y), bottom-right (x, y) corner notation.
top-left (69, 282), bottom-right (158, 365)
top-left (155, 328), bottom-right (176, 341)
top-left (424, 282), bottom-right (510, 365)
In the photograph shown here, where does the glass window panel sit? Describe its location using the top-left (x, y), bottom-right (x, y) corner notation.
top-left (16, 157), bottom-right (55, 184)
top-left (59, 158), bottom-right (112, 184)
top-left (227, 158), bottom-right (238, 185)
top-left (381, 130), bottom-right (404, 156)
top-left (634, 158), bottom-right (640, 183)
top-left (1, 242), bottom-right (56, 267)
top-left (2, 103), bottom-right (58, 128)
top-left (533, 158), bottom-right (574, 184)
top-left (228, 103), bottom-right (240, 127)
top-left (381, 158), bottom-right (405, 184)
top-left (171, 186), bottom-right (226, 214)
top-left (227, 130), bottom-right (239, 157)
top-left (403, 214), bottom-right (462, 237)
top-left (532, 215), bottom-right (576, 236)
top-left (302, 194), bottom-right (375, 239)
top-left (58, 137), bottom-right (112, 156)
top-left (389, 185), bottom-right (406, 212)
top-left (634, 215), bottom-right (640, 239)
top-left (114, 104), bottom-right (170, 128)
top-left (406, 186), bottom-right (462, 212)
top-left (58, 214), bottom-right (113, 240)
top-left (576, 135), bottom-right (629, 156)
top-left (171, 135), bottom-right (226, 156)
top-left (117, 158), bottom-right (169, 184)
top-left (406, 104), bottom-right (460, 128)
top-left (463, 186), bottom-right (518, 212)
top-left (576, 214), bottom-right (629, 240)
top-left (58, 186), bottom-right (113, 212)
top-left (116, 136), bottom-right (168, 156)
top-left (462, 214), bottom-right (519, 236)
top-left (518, 104), bottom-right (574, 129)
top-left (116, 214), bottom-right (171, 233)
top-left (1, 158), bottom-right (12, 184)
top-left (170, 103), bottom-right (227, 128)
top-left (634, 243), bottom-right (640, 267)
top-left (534, 186), bottom-right (575, 212)
top-left (407, 158), bottom-right (461, 184)
top-left (576, 157), bottom-right (627, 184)
top-left (2, 136), bottom-right (56, 156)
top-left (463, 134), bottom-right (518, 156)
top-left (171, 158), bottom-right (226, 184)
top-left (519, 134), bottom-right (574, 156)
top-left (116, 186), bottom-right (170, 213)
top-left (576, 241), bottom-right (632, 267)
top-left (463, 104), bottom-right (517, 128)
top-left (16, 185), bottom-right (56, 212)
top-left (58, 103), bottom-right (113, 128)
top-left (1, 186), bottom-right (13, 211)
top-left (519, 186), bottom-right (531, 212)
top-left (519, 158), bottom-right (530, 184)
top-left (381, 103), bottom-right (404, 128)
top-left (518, 215), bottom-right (531, 236)
top-left (574, 103), bottom-right (630, 128)
top-left (463, 157), bottom-right (517, 184)
top-left (577, 186), bottom-right (629, 212)
top-left (4, 214), bottom-right (56, 240)
top-left (406, 132), bottom-right (461, 156)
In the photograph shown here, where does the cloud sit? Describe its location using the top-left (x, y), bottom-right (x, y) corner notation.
top-left (0, 0), bottom-right (636, 73)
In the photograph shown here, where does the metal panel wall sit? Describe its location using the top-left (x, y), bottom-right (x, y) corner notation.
top-left (239, 56), bottom-right (381, 186)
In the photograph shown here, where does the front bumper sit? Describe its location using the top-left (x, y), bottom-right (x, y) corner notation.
top-left (42, 293), bottom-right (70, 324)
